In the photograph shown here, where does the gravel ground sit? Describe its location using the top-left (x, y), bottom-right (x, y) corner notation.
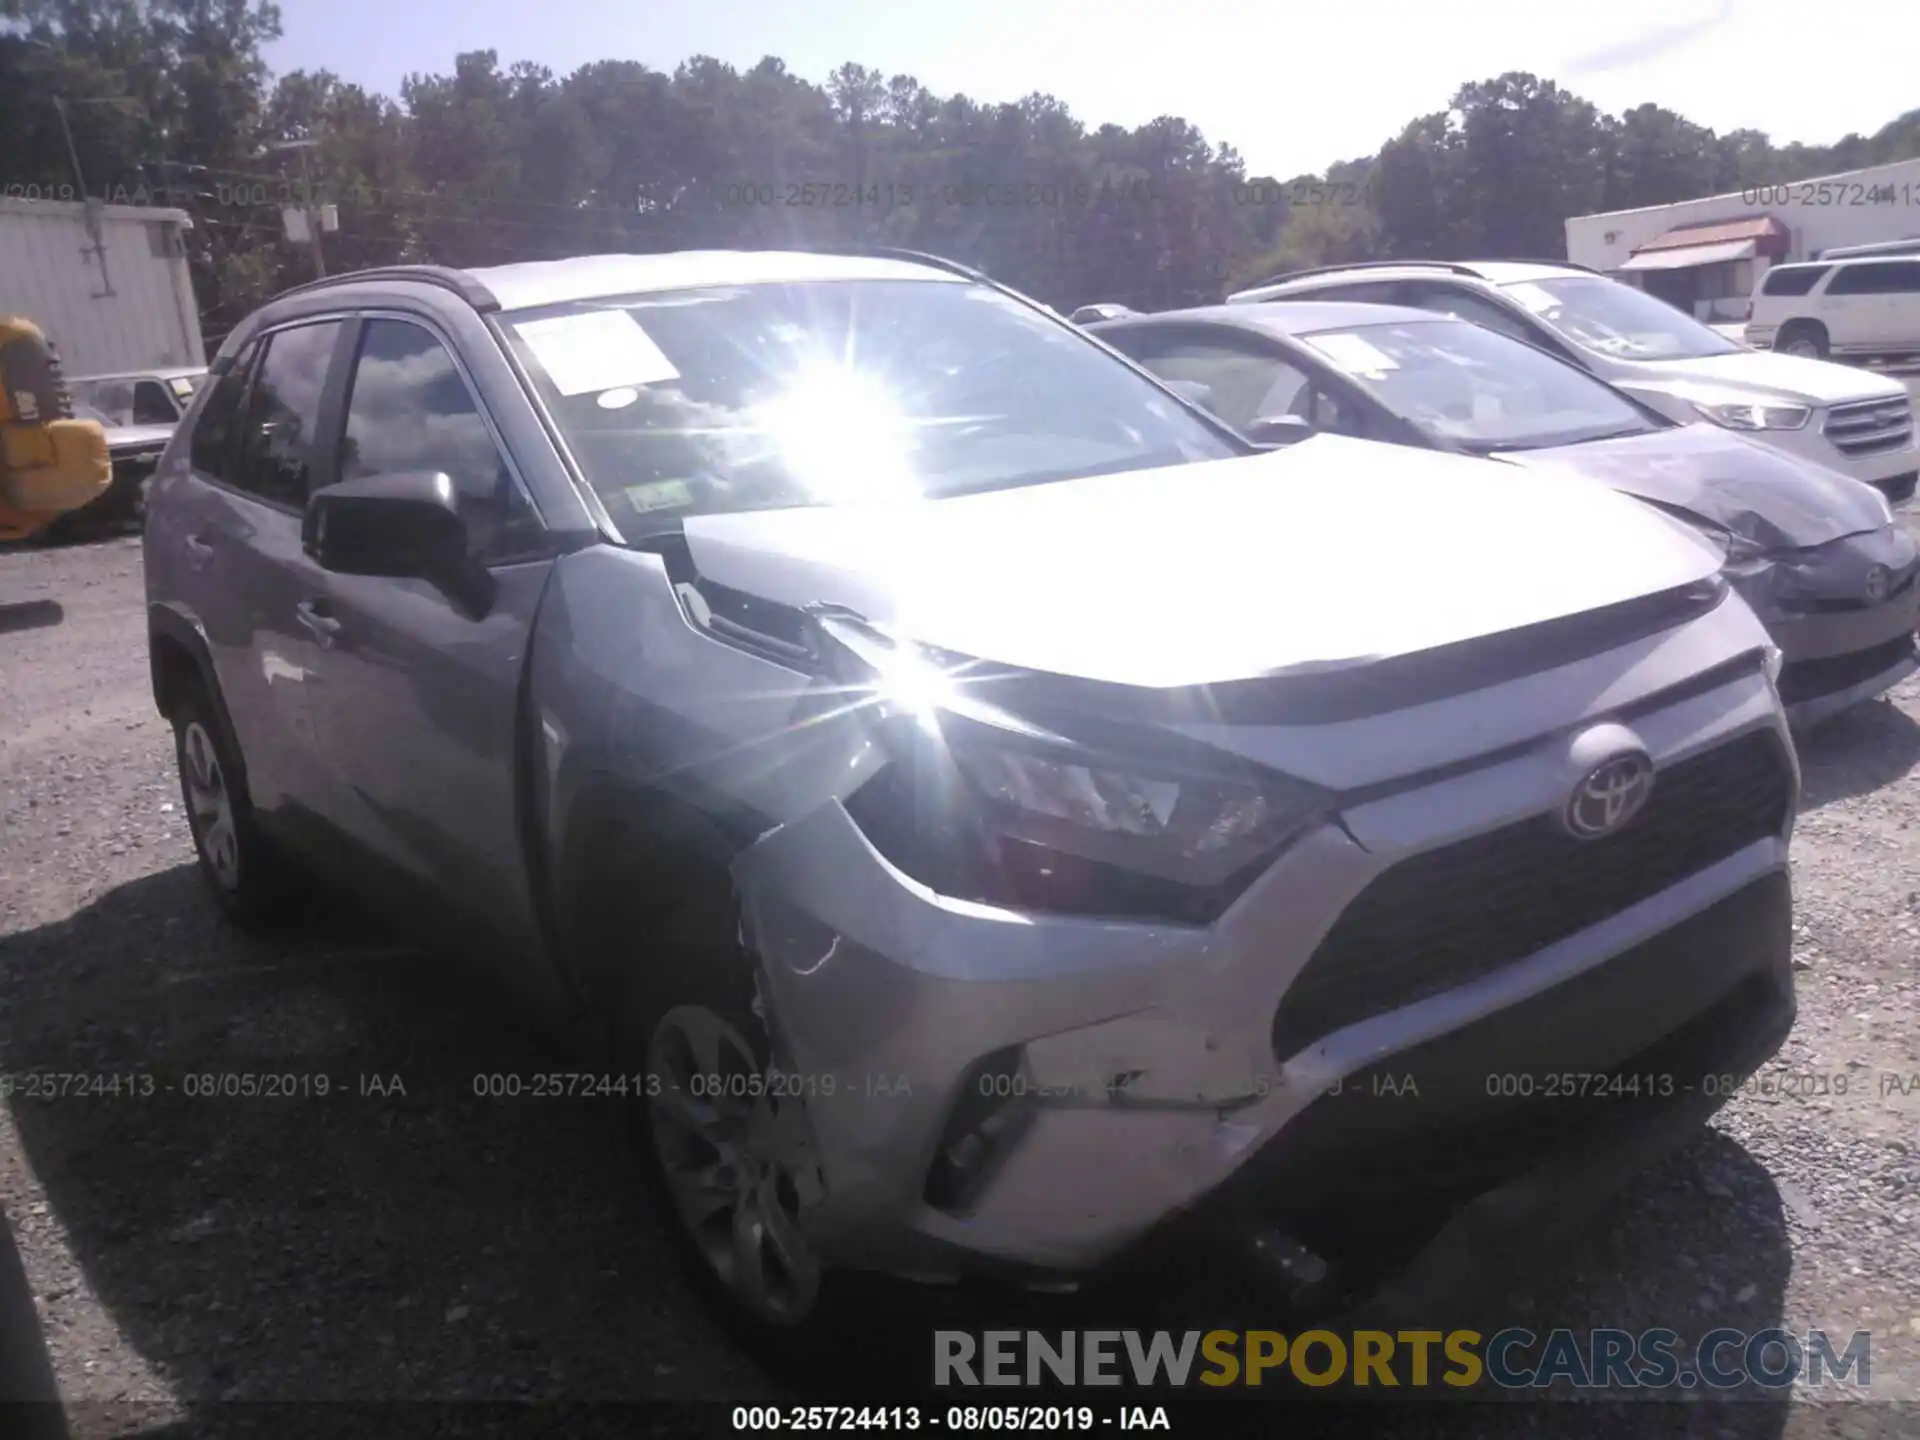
top-left (1, 528), bottom-right (1917, 1440)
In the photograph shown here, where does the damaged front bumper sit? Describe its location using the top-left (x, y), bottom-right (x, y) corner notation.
top-left (1732, 527), bottom-right (1920, 728)
top-left (729, 657), bottom-right (1797, 1288)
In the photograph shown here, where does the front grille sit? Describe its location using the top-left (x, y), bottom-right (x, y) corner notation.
top-left (1777, 634), bottom-right (1919, 705)
top-left (1270, 731), bottom-right (1792, 1059)
top-left (1874, 470), bottom-right (1918, 505)
top-left (1825, 397), bottom-right (1914, 458)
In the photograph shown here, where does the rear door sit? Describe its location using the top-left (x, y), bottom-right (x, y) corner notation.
top-left (164, 319), bottom-right (350, 844)
top-left (304, 312), bottom-right (554, 957)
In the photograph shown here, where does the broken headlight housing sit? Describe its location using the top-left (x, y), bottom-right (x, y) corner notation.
top-left (815, 613), bottom-right (1331, 922)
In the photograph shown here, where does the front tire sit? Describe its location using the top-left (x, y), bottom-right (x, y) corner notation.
top-left (596, 840), bottom-right (845, 1356)
top-left (171, 683), bottom-right (302, 927)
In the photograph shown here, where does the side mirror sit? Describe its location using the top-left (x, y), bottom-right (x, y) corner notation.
top-left (304, 471), bottom-right (494, 614)
top-left (1243, 414), bottom-right (1315, 447)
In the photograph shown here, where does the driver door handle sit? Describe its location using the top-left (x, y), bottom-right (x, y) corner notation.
top-left (294, 597), bottom-right (341, 648)
top-left (183, 533), bottom-right (215, 570)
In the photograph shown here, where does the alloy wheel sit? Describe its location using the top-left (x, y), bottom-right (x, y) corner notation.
top-left (181, 720), bottom-right (240, 891)
top-left (645, 1003), bottom-right (823, 1325)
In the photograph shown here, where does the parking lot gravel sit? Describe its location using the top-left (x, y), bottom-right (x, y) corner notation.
top-left (1, 528), bottom-right (1916, 1440)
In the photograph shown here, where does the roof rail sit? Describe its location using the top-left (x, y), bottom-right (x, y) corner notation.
top-left (1492, 256), bottom-right (1598, 274)
top-left (270, 264), bottom-right (500, 311)
top-left (1232, 258), bottom-right (1483, 292)
top-left (761, 242), bottom-right (991, 282)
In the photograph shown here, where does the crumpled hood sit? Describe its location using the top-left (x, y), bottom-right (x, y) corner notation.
top-left (1620, 349), bottom-right (1911, 407)
top-left (1500, 422), bottom-right (1891, 550)
top-left (680, 434), bottom-right (1722, 689)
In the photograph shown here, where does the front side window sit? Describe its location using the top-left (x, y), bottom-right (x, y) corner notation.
top-left (230, 320), bottom-right (344, 507)
top-left (1107, 333), bottom-right (1311, 431)
top-left (501, 278), bottom-right (1239, 543)
top-left (1299, 318), bottom-right (1660, 452)
top-left (336, 318), bottom-right (538, 558)
top-left (1499, 276), bottom-right (1740, 361)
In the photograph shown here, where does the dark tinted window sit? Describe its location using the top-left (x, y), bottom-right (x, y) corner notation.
top-left (188, 345), bottom-right (260, 476)
top-left (231, 321), bottom-right (344, 506)
top-left (1826, 261), bottom-right (1920, 295)
top-left (1760, 265), bottom-right (1828, 297)
top-left (337, 318), bottom-right (538, 558)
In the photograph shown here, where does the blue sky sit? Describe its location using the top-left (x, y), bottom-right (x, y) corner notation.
top-left (269, 0), bottom-right (1917, 180)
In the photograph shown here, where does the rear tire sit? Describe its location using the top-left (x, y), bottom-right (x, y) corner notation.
top-left (1776, 321), bottom-right (1829, 359)
top-left (170, 682), bottom-right (303, 927)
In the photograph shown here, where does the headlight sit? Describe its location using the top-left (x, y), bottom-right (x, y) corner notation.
top-left (1691, 400), bottom-right (1812, 431)
top-left (943, 722), bottom-right (1327, 891)
top-left (815, 613), bottom-right (1330, 919)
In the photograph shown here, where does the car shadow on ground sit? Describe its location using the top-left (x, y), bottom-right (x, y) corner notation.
top-left (0, 863), bottom-right (1801, 1435)
top-left (1796, 696), bottom-right (1920, 811)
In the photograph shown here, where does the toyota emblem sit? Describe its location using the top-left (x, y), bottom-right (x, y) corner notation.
top-left (1562, 753), bottom-right (1656, 840)
top-left (1864, 565), bottom-right (1891, 604)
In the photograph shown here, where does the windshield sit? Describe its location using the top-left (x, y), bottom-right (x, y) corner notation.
top-left (501, 278), bottom-right (1237, 541)
top-left (1300, 318), bottom-right (1661, 451)
top-left (1497, 276), bottom-right (1741, 361)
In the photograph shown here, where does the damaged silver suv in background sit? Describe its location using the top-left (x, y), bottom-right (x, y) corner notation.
top-left (144, 249), bottom-right (1799, 1350)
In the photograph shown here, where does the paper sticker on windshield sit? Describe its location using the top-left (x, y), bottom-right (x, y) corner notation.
top-left (624, 479), bottom-right (696, 514)
top-left (1309, 333), bottom-right (1398, 375)
top-left (514, 310), bottom-right (681, 397)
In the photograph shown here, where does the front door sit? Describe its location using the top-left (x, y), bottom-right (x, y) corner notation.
top-left (305, 314), bottom-right (554, 958)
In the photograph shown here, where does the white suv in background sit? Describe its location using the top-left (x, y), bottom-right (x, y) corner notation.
top-left (1745, 256), bottom-right (1920, 367)
top-left (1231, 260), bottom-right (1919, 507)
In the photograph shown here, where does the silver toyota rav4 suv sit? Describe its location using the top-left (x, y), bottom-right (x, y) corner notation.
top-left (144, 248), bottom-right (1798, 1343)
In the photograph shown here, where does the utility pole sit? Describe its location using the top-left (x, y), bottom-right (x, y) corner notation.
top-left (296, 141), bottom-right (325, 278)
top-left (50, 95), bottom-right (115, 298)
top-left (263, 138), bottom-right (326, 279)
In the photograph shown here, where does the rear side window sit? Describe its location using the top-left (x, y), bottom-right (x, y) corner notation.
top-left (230, 321), bottom-right (345, 507)
top-left (188, 345), bottom-right (260, 476)
top-left (1760, 266), bottom-right (1828, 297)
top-left (1826, 262), bottom-right (1920, 296)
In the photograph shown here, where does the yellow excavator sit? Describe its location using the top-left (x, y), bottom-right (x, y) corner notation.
top-left (0, 316), bottom-right (111, 543)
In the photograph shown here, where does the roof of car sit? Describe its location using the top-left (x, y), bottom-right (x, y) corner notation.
top-left (468, 250), bottom-right (970, 311)
top-left (259, 250), bottom-right (975, 319)
top-left (1094, 299), bottom-right (1447, 336)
